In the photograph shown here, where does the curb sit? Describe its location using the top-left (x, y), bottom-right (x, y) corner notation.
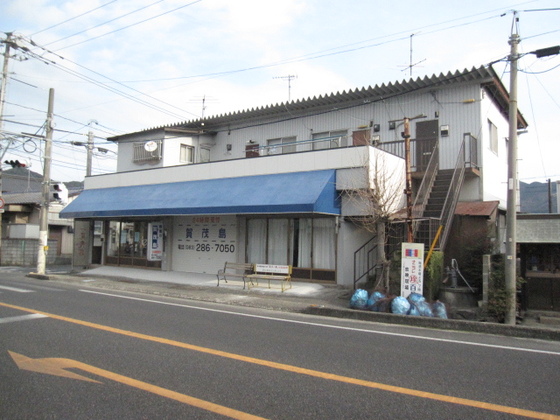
top-left (302, 306), bottom-right (560, 341)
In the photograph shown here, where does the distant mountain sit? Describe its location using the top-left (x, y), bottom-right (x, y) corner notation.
top-left (1, 168), bottom-right (83, 194)
top-left (520, 181), bottom-right (558, 213)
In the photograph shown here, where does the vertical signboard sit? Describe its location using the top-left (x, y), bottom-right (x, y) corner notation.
top-left (148, 222), bottom-right (164, 261)
top-left (401, 242), bottom-right (424, 298)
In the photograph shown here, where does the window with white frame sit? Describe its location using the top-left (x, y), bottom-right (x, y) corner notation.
top-left (266, 136), bottom-right (297, 155)
top-left (180, 144), bottom-right (194, 164)
top-left (488, 120), bottom-right (498, 155)
top-left (312, 130), bottom-right (347, 150)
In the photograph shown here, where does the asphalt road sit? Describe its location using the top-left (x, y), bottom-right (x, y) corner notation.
top-left (1, 273), bottom-right (560, 419)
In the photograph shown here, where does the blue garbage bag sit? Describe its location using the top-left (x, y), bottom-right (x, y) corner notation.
top-left (432, 301), bottom-right (448, 319)
top-left (349, 289), bottom-right (368, 309)
top-left (372, 297), bottom-right (392, 312)
top-left (408, 303), bottom-right (421, 316)
top-left (366, 291), bottom-right (385, 310)
top-left (391, 296), bottom-right (411, 315)
top-left (416, 300), bottom-right (434, 317)
top-left (407, 292), bottom-right (425, 304)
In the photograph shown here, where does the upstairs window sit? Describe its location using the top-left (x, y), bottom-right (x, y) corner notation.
top-left (312, 130), bottom-right (347, 150)
top-left (133, 140), bottom-right (162, 163)
top-left (488, 120), bottom-right (498, 155)
top-left (180, 144), bottom-right (194, 164)
top-left (267, 136), bottom-right (297, 155)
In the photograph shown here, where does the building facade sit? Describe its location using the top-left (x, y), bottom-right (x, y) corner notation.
top-left (61, 66), bottom-right (525, 288)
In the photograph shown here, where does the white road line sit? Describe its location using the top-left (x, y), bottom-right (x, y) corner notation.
top-left (80, 289), bottom-right (560, 356)
top-left (0, 314), bottom-right (48, 324)
top-left (0, 285), bottom-right (34, 293)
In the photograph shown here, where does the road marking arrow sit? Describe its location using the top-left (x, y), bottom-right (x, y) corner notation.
top-left (9, 351), bottom-right (101, 383)
top-left (8, 351), bottom-right (266, 420)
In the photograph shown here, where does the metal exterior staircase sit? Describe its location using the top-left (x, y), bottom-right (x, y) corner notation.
top-left (414, 139), bottom-right (467, 253)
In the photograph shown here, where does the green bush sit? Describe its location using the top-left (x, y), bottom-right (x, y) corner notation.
top-left (425, 251), bottom-right (444, 300)
top-left (486, 255), bottom-right (524, 323)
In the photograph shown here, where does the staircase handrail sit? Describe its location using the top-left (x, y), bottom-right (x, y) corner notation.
top-left (438, 140), bottom-right (467, 250)
top-left (353, 236), bottom-right (378, 289)
top-left (411, 142), bottom-right (439, 231)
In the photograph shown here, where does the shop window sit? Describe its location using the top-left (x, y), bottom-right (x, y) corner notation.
top-left (246, 217), bottom-right (336, 272)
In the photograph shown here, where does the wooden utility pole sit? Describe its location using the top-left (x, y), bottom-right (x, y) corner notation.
top-left (36, 88), bottom-right (54, 276)
top-left (403, 117), bottom-right (413, 242)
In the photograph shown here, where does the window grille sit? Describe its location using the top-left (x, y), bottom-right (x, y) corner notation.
top-left (133, 140), bottom-right (162, 162)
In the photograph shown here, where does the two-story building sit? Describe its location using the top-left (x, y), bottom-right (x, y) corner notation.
top-left (61, 65), bottom-right (526, 288)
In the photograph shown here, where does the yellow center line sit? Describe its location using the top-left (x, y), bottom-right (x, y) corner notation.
top-left (2, 301), bottom-right (559, 420)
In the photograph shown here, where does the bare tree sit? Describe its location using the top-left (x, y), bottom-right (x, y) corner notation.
top-left (344, 148), bottom-right (406, 292)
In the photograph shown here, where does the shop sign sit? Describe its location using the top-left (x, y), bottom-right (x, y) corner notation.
top-left (148, 222), bottom-right (164, 261)
top-left (400, 242), bottom-right (424, 298)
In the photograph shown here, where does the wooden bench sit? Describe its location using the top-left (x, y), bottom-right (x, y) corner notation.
top-left (216, 262), bottom-right (254, 288)
top-left (245, 264), bottom-right (292, 292)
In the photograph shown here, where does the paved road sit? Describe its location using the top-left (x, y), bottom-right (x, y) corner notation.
top-left (1, 273), bottom-right (560, 419)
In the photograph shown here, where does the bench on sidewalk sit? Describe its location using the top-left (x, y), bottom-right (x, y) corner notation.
top-left (216, 262), bottom-right (254, 288)
top-left (245, 264), bottom-right (292, 292)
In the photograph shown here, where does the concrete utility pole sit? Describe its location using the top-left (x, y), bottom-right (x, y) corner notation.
top-left (36, 88), bottom-right (54, 276)
top-left (86, 130), bottom-right (94, 177)
top-left (0, 33), bottom-right (14, 253)
top-left (504, 26), bottom-right (520, 325)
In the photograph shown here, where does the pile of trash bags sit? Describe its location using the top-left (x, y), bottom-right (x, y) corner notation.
top-left (349, 290), bottom-right (448, 319)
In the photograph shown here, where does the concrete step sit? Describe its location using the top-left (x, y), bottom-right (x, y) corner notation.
top-left (539, 315), bottom-right (560, 326)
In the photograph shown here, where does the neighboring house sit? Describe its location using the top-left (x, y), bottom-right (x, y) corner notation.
top-left (61, 66), bottom-right (527, 288)
top-left (0, 168), bottom-right (76, 265)
top-left (517, 214), bottom-right (560, 311)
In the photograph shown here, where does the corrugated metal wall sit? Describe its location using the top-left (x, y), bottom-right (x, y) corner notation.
top-left (207, 83), bottom-right (487, 172)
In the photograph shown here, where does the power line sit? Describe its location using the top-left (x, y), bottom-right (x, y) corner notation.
top-left (30, 0), bottom-right (118, 37)
top-left (12, 38), bottom-right (198, 120)
top-left (56, 0), bottom-right (205, 52)
top-left (42, 0), bottom-right (167, 48)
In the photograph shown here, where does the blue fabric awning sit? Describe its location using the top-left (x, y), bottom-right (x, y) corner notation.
top-left (61, 170), bottom-right (340, 219)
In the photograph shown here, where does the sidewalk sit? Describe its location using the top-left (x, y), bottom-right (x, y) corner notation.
top-left (21, 265), bottom-right (560, 341)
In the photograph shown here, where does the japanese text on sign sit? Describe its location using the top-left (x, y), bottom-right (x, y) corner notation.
top-left (400, 242), bottom-right (424, 298)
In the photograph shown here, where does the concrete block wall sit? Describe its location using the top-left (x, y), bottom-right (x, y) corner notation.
top-left (1, 239), bottom-right (59, 266)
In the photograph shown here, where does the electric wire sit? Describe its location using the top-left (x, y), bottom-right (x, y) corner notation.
top-left (42, 0), bottom-right (167, 48)
top-left (29, 0), bottom-right (118, 37)
top-left (56, 0), bottom-right (205, 52)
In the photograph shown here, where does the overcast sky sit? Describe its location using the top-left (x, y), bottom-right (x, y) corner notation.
top-left (1, 0), bottom-right (559, 183)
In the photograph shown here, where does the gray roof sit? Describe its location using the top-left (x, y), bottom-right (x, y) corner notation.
top-left (2, 191), bottom-right (42, 205)
top-left (108, 65), bottom-right (527, 141)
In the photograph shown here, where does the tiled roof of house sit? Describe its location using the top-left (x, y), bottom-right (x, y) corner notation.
top-left (454, 200), bottom-right (500, 217)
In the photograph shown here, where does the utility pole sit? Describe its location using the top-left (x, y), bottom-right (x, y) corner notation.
top-left (504, 24), bottom-right (520, 325)
top-left (86, 130), bottom-right (93, 177)
top-left (0, 33), bottom-right (14, 253)
top-left (403, 117), bottom-right (413, 242)
top-left (36, 88), bottom-right (54, 276)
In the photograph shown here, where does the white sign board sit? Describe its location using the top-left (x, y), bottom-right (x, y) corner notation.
top-left (400, 242), bottom-right (424, 297)
top-left (148, 222), bottom-right (164, 261)
top-left (173, 215), bottom-right (237, 274)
